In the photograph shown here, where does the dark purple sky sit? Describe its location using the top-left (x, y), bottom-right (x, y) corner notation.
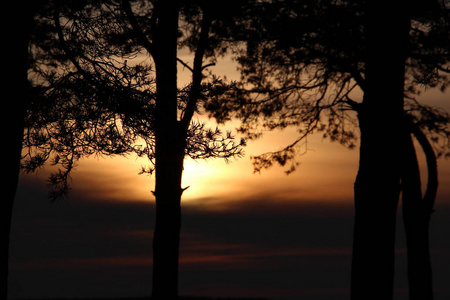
top-left (8, 169), bottom-right (450, 300)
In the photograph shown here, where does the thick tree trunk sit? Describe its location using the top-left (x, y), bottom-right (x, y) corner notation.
top-left (151, 154), bottom-right (184, 299)
top-left (5, 3), bottom-right (34, 298)
top-left (151, 0), bottom-right (182, 298)
top-left (351, 105), bottom-right (402, 300)
top-left (5, 55), bottom-right (27, 300)
top-left (5, 63), bottom-right (26, 300)
top-left (351, 3), bottom-right (409, 299)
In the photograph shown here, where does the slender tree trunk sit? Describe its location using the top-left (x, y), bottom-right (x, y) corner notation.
top-left (351, 3), bottom-right (409, 299)
top-left (401, 121), bottom-right (433, 300)
top-left (151, 0), bottom-right (183, 298)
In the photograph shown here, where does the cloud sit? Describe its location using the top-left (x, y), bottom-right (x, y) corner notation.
top-left (10, 166), bottom-right (450, 300)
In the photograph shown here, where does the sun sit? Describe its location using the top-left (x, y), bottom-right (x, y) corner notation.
top-left (181, 158), bottom-right (230, 202)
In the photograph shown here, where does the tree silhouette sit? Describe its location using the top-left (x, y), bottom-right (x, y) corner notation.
top-left (206, 0), bottom-right (449, 299)
top-left (24, 0), bottom-right (247, 298)
top-left (4, 1), bottom-right (46, 298)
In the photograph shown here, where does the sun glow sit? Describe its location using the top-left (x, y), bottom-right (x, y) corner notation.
top-left (62, 126), bottom-right (360, 209)
top-left (181, 158), bottom-right (231, 201)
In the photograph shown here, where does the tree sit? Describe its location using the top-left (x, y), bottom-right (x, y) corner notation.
top-left (25, 0), bottom-right (246, 298)
top-left (4, 1), bottom-right (47, 298)
top-left (206, 0), bottom-right (449, 299)
top-left (351, 3), bottom-right (409, 298)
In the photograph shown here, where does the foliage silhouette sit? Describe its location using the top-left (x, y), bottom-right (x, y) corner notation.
top-left (24, 0), bottom-right (248, 298)
top-left (205, 0), bottom-right (449, 299)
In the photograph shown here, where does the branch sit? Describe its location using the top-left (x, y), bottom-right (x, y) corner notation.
top-left (122, 0), bottom-right (153, 55)
top-left (177, 58), bottom-right (194, 73)
top-left (251, 116), bottom-right (320, 174)
top-left (350, 68), bottom-right (365, 91)
top-left (344, 96), bottom-right (362, 111)
top-left (180, 8), bottom-right (213, 131)
top-left (53, 7), bottom-right (87, 76)
top-left (176, 57), bottom-right (215, 73)
top-left (410, 120), bottom-right (438, 214)
top-left (437, 65), bottom-right (450, 73)
top-left (202, 62), bottom-right (216, 70)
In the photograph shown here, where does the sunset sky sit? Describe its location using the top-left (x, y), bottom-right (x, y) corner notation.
top-left (9, 55), bottom-right (450, 300)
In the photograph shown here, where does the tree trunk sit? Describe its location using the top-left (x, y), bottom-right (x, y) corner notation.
top-left (351, 3), bottom-right (409, 299)
top-left (151, 0), bottom-right (183, 298)
top-left (402, 121), bottom-right (434, 300)
top-left (5, 54), bottom-right (27, 300)
top-left (351, 105), bottom-right (402, 300)
top-left (5, 58), bottom-right (26, 300)
top-left (151, 154), bottom-right (184, 299)
top-left (5, 2), bottom-right (34, 298)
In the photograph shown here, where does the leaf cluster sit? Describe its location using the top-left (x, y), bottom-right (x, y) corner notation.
top-left (24, 0), bottom-right (246, 200)
top-left (205, 0), bottom-right (450, 173)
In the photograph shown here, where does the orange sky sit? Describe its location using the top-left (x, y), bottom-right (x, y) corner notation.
top-left (46, 81), bottom-right (450, 212)
top-left (42, 52), bottom-right (450, 211)
top-left (66, 128), bottom-right (358, 205)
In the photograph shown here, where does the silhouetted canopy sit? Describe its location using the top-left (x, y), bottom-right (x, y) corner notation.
top-left (25, 0), bottom-right (247, 199)
top-left (204, 0), bottom-right (450, 172)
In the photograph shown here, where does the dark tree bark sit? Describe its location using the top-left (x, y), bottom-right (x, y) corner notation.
top-left (151, 0), bottom-right (183, 298)
top-left (401, 126), bottom-right (433, 300)
top-left (5, 2), bottom-right (36, 298)
top-left (351, 103), bottom-right (402, 300)
top-left (5, 40), bottom-right (27, 300)
top-left (123, 0), bottom-right (214, 297)
top-left (351, 3), bottom-right (409, 299)
top-left (411, 123), bottom-right (438, 211)
top-left (401, 120), bottom-right (437, 300)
